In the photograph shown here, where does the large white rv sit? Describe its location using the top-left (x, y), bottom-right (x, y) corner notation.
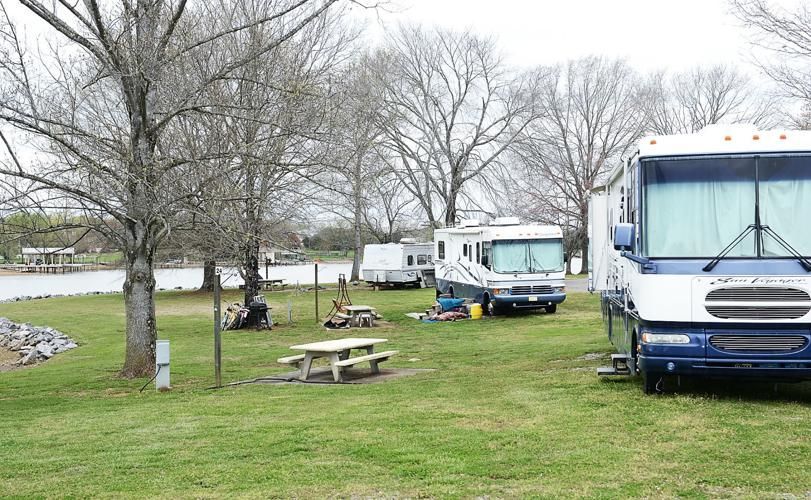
top-left (434, 218), bottom-right (566, 314)
top-left (591, 125), bottom-right (811, 393)
top-left (361, 241), bottom-right (435, 288)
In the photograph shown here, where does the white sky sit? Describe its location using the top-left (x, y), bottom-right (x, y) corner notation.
top-left (351, 0), bottom-right (798, 74)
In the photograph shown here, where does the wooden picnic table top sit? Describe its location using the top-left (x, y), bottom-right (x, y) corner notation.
top-left (342, 305), bottom-right (376, 313)
top-left (289, 337), bottom-right (387, 353)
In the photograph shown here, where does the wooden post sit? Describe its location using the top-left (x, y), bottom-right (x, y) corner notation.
top-left (314, 262), bottom-right (319, 322)
top-left (214, 268), bottom-right (222, 388)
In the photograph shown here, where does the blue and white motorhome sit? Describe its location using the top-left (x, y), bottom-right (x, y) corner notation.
top-left (434, 217), bottom-right (566, 314)
top-left (591, 125), bottom-right (811, 393)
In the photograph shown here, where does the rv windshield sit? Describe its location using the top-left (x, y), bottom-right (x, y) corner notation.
top-left (643, 155), bottom-right (811, 258)
top-left (492, 239), bottom-right (564, 273)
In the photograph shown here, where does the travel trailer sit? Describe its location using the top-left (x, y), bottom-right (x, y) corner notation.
top-left (591, 125), bottom-right (811, 393)
top-left (434, 218), bottom-right (566, 314)
top-left (361, 240), bottom-right (435, 288)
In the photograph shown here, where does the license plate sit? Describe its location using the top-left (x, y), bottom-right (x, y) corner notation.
top-left (528, 296), bottom-right (538, 302)
top-left (734, 363), bottom-right (753, 368)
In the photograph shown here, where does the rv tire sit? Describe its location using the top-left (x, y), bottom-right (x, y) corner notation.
top-left (544, 304), bottom-right (557, 314)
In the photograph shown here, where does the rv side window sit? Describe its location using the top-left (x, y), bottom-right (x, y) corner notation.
top-left (482, 241), bottom-right (492, 268)
top-left (417, 254), bottom-right (427, 265)
top-left (468, 244), bottom-right (473, 261)
top-left (476, 242), bottom-right (480, 264)
top-left (407, 255), bottom-right (414, 266)
top-left (463, 244), bottom-right (468, 257)
top-left (438, 241), bottom-right (445, 259)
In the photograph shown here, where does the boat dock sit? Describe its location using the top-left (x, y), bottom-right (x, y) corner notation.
top-left (0, 264), bottom-right (102, 274)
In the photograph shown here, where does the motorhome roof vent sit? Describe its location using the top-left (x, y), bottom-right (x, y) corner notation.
top-left (399, 238), bottom-right (417, 244)
top-left (491, 217), bottom-right (521, 226)
top-left (458, 219), bottom-right (480, 228)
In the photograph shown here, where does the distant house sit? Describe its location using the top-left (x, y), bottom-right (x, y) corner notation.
top-left (21, 247), bottom-right (76, 265)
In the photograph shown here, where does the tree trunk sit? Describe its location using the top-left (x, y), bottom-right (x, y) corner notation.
top-left (120, 237), bottom-right (157, 378)
top-left (243, 245), bottom-right (261, 306)
top-left (579, 242), bottom-right (589, 276)
top-left (350, 166), bottom-right (363, 282)
top-left (565, 252), bottom-right (573, 275)
top-left (200, 259), bottom-right (218, 292)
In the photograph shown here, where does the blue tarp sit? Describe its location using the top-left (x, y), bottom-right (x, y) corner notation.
top-left (437, 297), bottom-right (465, 312)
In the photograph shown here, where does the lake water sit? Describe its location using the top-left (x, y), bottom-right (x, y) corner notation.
top-left (0, 262), bottom-right (354, 301)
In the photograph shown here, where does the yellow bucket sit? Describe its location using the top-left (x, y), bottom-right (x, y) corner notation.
top-left (470, 303), bottom-right (483, 320)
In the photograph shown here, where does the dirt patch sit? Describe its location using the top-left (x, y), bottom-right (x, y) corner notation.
top-left (0, 348), bottom-right (21, 372)
top-left (226, 367), bottom-right (435, 386)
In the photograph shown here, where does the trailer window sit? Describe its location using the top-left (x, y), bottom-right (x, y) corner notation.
top-left (438, 241), bottom-right (445, 259)
top-left (407, 255), bottom-right (414, 266)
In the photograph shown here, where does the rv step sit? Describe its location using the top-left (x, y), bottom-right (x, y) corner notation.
top-left (597, 366), bottom-right (631, 376)
top-left (611, 354), bottom-right (629, 369)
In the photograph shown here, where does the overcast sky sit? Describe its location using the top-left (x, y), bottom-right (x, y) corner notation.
top-left (351, 0), bottom-right (798, 74)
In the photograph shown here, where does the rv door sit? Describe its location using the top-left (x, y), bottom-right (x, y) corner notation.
top-left (589, 191), bottom-right (609, 291)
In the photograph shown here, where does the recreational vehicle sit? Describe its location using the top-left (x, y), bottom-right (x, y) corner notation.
top-left (361, 240), bottom-right (435, 288)
top-left (434, 218), bottom-right (566, 314)
top-left (591, 125), bottom-right (811, 393)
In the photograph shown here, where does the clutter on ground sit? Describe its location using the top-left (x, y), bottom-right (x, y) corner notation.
top-left (409, 294), bottom-right (483, 322)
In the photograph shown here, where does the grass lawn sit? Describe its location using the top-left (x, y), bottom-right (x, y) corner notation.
top-left (1, 288), bottom-right (810, 497)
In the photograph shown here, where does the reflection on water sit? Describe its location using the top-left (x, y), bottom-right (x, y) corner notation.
top-left (0, 263), bottom-right (354, 301)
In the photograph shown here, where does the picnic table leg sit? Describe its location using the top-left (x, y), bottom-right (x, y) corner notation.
top-left (300, 352), bottom-right (314, 380)
top-left (366, 346), bottom-right (380, 374)
top-left (339, 349), bottom-right (351, 361)
top-left (328, 352), bottom-right (343, 382)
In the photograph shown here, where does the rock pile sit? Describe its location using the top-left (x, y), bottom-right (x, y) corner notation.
top-left (0, 318), bottom-right (78, 366)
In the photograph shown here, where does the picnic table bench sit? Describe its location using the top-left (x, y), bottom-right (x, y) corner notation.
top-left (335, 304), bottom-right (377, 327)
top-left (277, 338), bottom-right (396, 382)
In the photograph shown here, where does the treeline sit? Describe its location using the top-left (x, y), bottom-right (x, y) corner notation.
top-left (0, 0), bottom-right (805, 376)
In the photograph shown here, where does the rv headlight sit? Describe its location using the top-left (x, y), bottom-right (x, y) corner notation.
top-left (493, 288), bottom-right (509, 295)
top-left (554, 286), bottom-right (565, 293)
top-left (641, 333), bottom-right (690, 344)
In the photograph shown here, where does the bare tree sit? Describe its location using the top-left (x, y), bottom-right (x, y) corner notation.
top-left (511, 57), bottom-right (646, 273)
top-left (0, 0), bottom-right (354, 377)
top-left (375, 25), bottom-right (539, 228)
top-left (644, 65), bottom-right (777, 135)
top-left (731, 0), bottom-right (811, 126)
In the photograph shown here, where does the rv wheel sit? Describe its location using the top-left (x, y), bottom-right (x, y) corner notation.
top-left (642, 370), bottom-right (663, 394)
top-left (482, 294), bottom-right (494, 316)
top-left (545, 304), bottom-right (557, 314)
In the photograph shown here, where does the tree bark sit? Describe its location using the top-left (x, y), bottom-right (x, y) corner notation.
top-left (350, 162), bottom-right (363, 282)
top-left (120, 233), bottom-right (157, 378)
top-left (200, 259), bottom-right (218, 291)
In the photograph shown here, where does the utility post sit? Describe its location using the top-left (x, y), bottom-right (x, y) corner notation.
top-left (314, 261), bottom-right (319, 323)
top-left (213, 266), bottom-right (222, 388)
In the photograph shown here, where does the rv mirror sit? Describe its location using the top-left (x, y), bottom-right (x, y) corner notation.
top-left (613, 223), bottom-right (635, 251)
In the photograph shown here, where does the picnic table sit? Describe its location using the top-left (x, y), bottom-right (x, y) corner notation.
top-left (337, 304), bottom-right (377, 327)
top-left (277, 338), bottom-right (397, 382)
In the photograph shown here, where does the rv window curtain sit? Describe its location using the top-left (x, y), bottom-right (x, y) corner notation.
top-left (528, 239), bottom-right (564, 272)
top-left (644, 158), bottom-right (756, 258)
top-left (759, 157), bottom-right (811, 256)
top-left (492, 239), bottom-right (563, 273)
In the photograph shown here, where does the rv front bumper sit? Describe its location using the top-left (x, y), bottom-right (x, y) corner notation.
top-left (639, 355), bottom-right (811, 380)
top-left (492, 292), bottom-right (566, 309)
top-left (637, 328), bottom-right (811, 380)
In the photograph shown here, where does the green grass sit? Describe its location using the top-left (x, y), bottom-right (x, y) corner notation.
top-left (1, 289), bottom-right (810, 498)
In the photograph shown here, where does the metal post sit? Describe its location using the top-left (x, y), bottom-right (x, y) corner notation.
top-left (265, 258), bottom-right (269, 279)
top-left (214, 268), bottom-right (222, 388)
top-left (314, 262), bottom-right (319, 322)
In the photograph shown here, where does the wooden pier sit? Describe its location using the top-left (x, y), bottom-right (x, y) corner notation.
top-left (0, 264), bottom-right (101, 274)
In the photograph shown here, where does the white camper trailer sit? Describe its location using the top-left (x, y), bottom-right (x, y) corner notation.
top-left (361, 240), bottom-right (435, 288)
top-left (434, 218), bottom-right (566, 314)
top-left (591, 125), bottom-right (811, 393)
